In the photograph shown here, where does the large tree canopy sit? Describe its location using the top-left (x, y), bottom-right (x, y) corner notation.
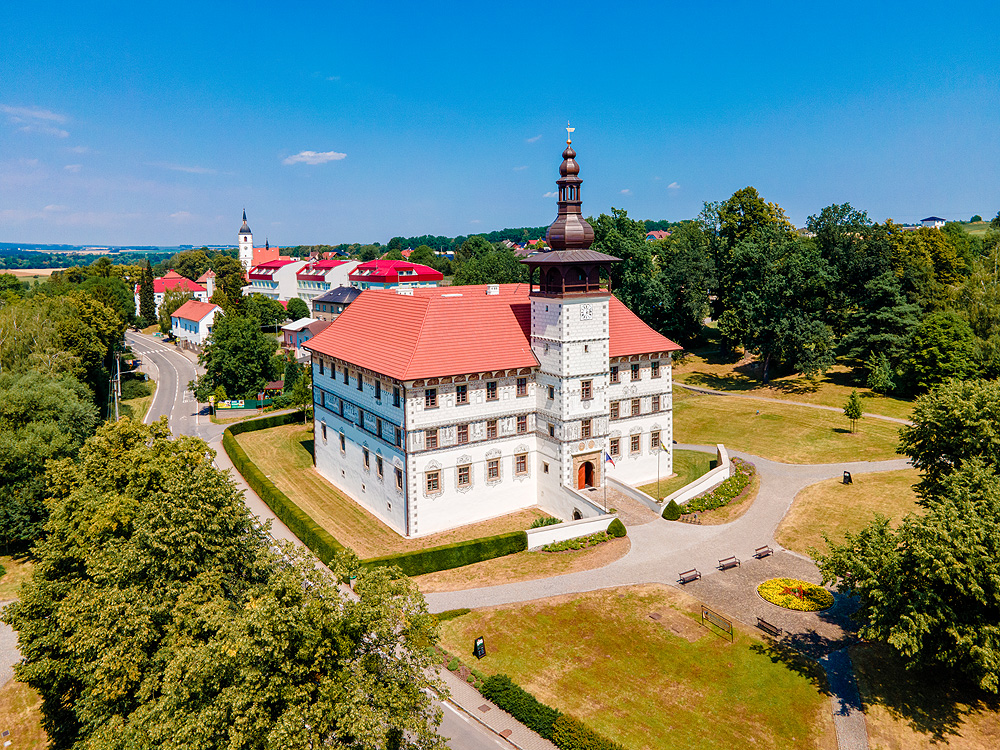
top-left (194, 313), bottom-right (279, 399)
top-left (4, 418), bottom-right (444, 749)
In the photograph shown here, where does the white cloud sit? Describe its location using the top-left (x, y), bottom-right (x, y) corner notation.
top-left (282, 150), bottom-right (347, 165)
top-left (543, 191), bottom-right (557, 198)
top-left (64, 164), bottom-right (82, 172)
top-left (469, 219), bottom-right (481, 224)
top-left (170, 211), bottom-right (194, 221)
top-left (67, 145), bottom-right (89, 154)
top-left (667, 181), bottom-right (680, 189)
top-left (149, 162), bottom-right (216, 174)
top-left (43, 204), bottom-right (66, 212)
top-left (513, 165), bottom-right (528, 172)
top-left (620, 188), bottom-right (632, 195)
top-left (526, 134), bottom-right (542, 143)
top-left (2, 105), bottom-right (70, 137)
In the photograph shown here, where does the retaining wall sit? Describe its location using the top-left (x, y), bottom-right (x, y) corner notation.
top-left (525, 513), bottom-right (618, 549)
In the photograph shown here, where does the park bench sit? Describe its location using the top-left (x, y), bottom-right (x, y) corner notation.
top-left (753, 545), bottom-right (773, 559)
top-left (718, 555), bottom-right (741, 571)
top-left (678, 569), bottom-right (701, 584)
top-left (756, 617), bottom-right (782, 637)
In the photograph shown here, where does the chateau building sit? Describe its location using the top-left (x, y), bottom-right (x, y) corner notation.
top-left (304, 135), bottom-right (680, 537)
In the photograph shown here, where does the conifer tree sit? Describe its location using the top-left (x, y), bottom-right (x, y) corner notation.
top-left (139, 258), bottom-right (155, 326)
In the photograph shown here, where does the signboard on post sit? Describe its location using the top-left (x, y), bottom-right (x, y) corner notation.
top-left (843, 471), bottom-right (853, 485)
top-left (473, 636), bottom-right (486, 659)
top-left (701, 605), bottom-right (733, 642)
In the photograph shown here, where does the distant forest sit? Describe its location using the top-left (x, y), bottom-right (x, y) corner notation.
top-left (0, 248), bottom-right (173, 269)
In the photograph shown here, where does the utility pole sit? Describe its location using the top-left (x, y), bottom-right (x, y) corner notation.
top-left (114, 352), bottom-right (121, 421)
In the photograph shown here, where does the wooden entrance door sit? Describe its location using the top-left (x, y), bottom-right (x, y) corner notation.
top-left (578, 461), bottom-right (595, 489)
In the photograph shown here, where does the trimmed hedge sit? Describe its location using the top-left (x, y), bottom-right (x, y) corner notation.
top-left (551, 715), bottom-right (626, 750)
top-left (480, 674), bottom-right (624, 749)
top-left (607, 518), bottom-right (627, 538)
top-left (480, 674), bottom-right (561, 739)
top-left (222, 415), bottom-right (346, 564)
top-left (361, 531), bottom-right (527, 578)
top-left (662, 499), bottom-right (682, 520)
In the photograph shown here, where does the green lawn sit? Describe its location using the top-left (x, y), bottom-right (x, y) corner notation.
top-left (674, 350), bottom-right (914, 421)
top-left (120, 378), bottom-right (156, 423)
top-left (637, 449), bottom-right (715, 500)
top-left (0, 680), bottom-right (46, 750)
top-left (438, 585), bottom-right (834, 750)
top-left (673, 393), bottom-right (902, 463)
top-left (776, 469), bottom-right (921, 555)
top-left (235, 423), bottom-right (548, 559)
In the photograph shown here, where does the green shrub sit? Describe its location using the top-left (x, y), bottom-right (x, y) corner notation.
top-left (0, 563), bottom-right (6, 579)
top-left (435, 608), bottom-right (472, 623)
top-left (227, 410), bottom-right (305, 435)
top-left (120, 378), bottom-right (152, 400)
top-left (447, 657), bottom-right (460, 671)
top-left (480, 674), bottom-right (561, 739)
top-left (662, 499), bottom-right (682, 520)
top-left (529, 516), bottom-right (562, 529)
top-left (684, 457), bottom-right (756, 513)
top-left (606, 518), bottom-right (626, 538)
top-left (542, 531), bottom-right (610, 552)
top-left (222, 426), bottom-right (345, 564)
top-left (551, 714), bottom-right (626, 750)
top-left (362, 531), bottom-right (527, 577)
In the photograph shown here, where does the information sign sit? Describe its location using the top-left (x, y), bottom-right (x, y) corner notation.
top-left (474, 636), bottom-right (486, 659)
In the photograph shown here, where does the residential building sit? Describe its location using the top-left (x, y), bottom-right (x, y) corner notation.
top-left (312, 286), bottom-right (361, 321)
top-left (348, 259), bottom-right (443, 290)
top-left (295, 259), bottom-right (360, 303)
top-left (281, 318), bottom-right (331, 356)
top-left (304, 134), bottom-right (680, 538)
top-left (645, 230), bottom-right (670, 241)
top-left (246, 259), bottom-right (308, 301)
top-left (170, 300), bottom-right (222, 349)
top-left (921, 216), bottom-right (946, 229)
top-left (197, 269), bottom-right (216, 298)
top-left (134, 269), bottom-right (208, 318)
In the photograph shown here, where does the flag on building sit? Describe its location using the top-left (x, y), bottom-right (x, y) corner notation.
top-left (660, 440), bottom-right (668, 452)
top-left (604, 451), bottom-right (616, 467)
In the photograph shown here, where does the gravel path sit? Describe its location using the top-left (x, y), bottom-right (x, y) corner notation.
top-left (0, 601), bottom-right (20, 686)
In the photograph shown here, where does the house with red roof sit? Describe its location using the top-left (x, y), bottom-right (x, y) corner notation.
top-left (295, 259), bottom-right (360, 304)
top-left (196, 269), bottom-right (216, 298)
top-left (134, 269), bottom-right (208, 318)
top-left (304, 139), bottom-right (681, 538)
top-left (170, 299), bottom-right (222, 349)
top-left (348, 259), bottom-right (443, 291)
top-left (246, 259), bottom-right (308, 301)
top-left (645, 230), bottom-right (671, 241)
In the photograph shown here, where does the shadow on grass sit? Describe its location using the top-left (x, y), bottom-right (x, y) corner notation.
top-left (750, 640), bottom-right (832, 696)
top-left (301, 439), bottom-right (315, 459)
top-left (852, 642), bottom-right (1000, 743)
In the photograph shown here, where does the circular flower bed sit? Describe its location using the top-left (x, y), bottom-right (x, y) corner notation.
top-left (757, 577), bottom-right (834, 611)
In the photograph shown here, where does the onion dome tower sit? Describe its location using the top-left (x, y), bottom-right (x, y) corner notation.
top-left (523, 127), bottom-right (619, 296)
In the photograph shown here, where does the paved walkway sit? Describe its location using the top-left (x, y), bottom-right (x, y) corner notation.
top-left (677, 383), bottom-right (913, 425)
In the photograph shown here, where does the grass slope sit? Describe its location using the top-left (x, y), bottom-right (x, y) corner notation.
top-left (673, 393), bottom-right (901, 463)
top-left (235, 422), bottom-right (547, 558)
top-left (438, 585), bottom-right (835, 750)
top-left (0, 555), bottom-right (34, 600)
top-left (776, 469), bottom-right (920, 555)
top-left (636, 449), bottom-right (715, 501)
top-left (674, 352), bottom-right (914, 421)
top-left (120, 378), bottom-right (156, 424)
top-left (0, 680), bottom-right (46, 749)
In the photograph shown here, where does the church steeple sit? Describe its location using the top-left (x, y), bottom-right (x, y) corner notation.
top-left (545, 126), bottom-right (595, 251)
top-left (238, 209), bottom-right (254, 271)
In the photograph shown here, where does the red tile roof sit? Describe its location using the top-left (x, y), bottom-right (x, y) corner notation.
top-left (349, 259), bottom-right (443, 285)
top-left (297, 259), bottom-right (351, 279)
top-left (142, 270), bottom-right (206, 295)
top-left (171, 299), bottom-right (221, 322)
top-left (305, 284), bottom-right (680, 380)
top-left (196, 269), bottom-right (216, 282)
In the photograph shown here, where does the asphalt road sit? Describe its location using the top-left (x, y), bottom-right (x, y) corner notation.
top-left (124, 332), bottom-right (511, 750)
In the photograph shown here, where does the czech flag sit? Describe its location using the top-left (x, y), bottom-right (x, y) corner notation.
top-left (604, 451), bottom-right (615, 467)
top-left (660, 441), bottom-right (668, 452)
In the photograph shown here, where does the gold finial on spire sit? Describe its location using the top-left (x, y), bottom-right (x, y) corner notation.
top-left (566, 121), bottom-right (574, 144)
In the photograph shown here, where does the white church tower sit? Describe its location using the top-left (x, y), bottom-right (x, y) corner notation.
top-left (238, 209), bottom-right (253, 270)
top-left (525, 129), bottom-right (620, 495)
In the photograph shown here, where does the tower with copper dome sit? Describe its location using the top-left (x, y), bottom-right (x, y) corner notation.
top-left (525, 130), bottom-right (620, 495)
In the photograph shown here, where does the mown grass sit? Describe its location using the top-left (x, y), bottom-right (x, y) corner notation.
top-left (636, 449), bottom-right (715, 501)
top-left (0, 555), bottom-right (34, 600)
top-left (674, 350), bottom-right (914, 421)
top-left (673, 393), bottom-right (902, 463)
top-left (438, 585), bottom-right (835, 750)
top-left (235, 422), bottom-right (548, 558)
top-left (776, 469), bottom-right (920, 555)
top-left (852, 642), bottom-right (1000, 749)
top-left (0, 680), bottom-right (46, 749)
top-left (120, 378), bottom-right (156, 424)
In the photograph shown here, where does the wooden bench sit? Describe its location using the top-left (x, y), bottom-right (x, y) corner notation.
top-left (678, 569), bottom-right (701, 584)
top-left (756, 617), bottom-right (782, 637)
top-left (754, 545), bottom-right (773, 559)
top-left (718, 556), bottom-right (741, 571)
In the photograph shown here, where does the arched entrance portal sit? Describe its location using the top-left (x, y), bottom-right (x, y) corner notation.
top-left (577, 461), bottom-right (595, 489)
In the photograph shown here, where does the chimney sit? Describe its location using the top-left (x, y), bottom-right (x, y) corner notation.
top-left (486, 284), bottom-right (500, 296)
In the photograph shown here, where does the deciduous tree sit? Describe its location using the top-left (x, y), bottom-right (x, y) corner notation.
top-left (285, 296), bottom-right (310, 321)
top-left (194, 313), bottom-right (278, 399)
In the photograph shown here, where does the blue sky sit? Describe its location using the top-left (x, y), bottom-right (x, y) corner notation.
top-left (2, 1), bottom-right (999, 246)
